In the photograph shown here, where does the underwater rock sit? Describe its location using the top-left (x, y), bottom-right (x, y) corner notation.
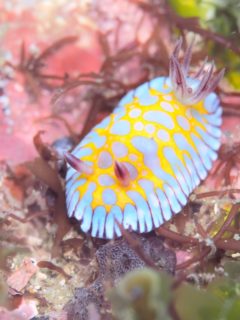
top-left (64, 235), bottom-right (176, 320)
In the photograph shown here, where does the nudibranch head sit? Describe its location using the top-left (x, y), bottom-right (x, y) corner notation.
top-left (65, 39), bottom-right (224, 239)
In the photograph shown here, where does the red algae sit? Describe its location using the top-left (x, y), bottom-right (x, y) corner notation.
top-left (0, 1), bottom-right (240, 319)
top-left (0, 1), bottom-right (102, 164)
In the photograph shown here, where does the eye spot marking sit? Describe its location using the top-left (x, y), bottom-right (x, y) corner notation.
top-left (143, 111), bottom-right (174, 129)
top-left (93, 135), bottom-right (106, 148)
top-left (98, 174), bottom-right (114, 186)
top-left (177, 115), bottom-right (190, 131)
top-left (157, 129), bottom-right (170, 142)
top-left (129, 108), bottom-right (141, 118)
top-left (160, 101), bottom-right (174, 112)
top-left (132, 136), bottom-right (157, 154)
top-left (102, 189), bottom-right (117, 205)
top-left (112, 142), bottom-right (128, 158)
top-left (134, 121), bottom-right (144, 131)
top-left (110, 120), bottom-right (131, 135)
top-left (145, 124), bottom-right (155, 134)
top-left (98, 151), bottom-right (113, 169)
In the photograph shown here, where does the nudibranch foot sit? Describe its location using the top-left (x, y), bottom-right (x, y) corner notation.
top-left (65, 39), bottom-right (224, 239)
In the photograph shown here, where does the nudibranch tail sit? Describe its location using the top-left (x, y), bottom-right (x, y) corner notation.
top-left (170, 38), bottom-right (225, 105)
top-left (65, 38), bottom-right (223, 239)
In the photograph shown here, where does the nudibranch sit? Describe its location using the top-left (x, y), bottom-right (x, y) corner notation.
top-left (65, 39), bottom-right (224, 239)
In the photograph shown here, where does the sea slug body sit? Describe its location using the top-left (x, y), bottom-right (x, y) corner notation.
top-left (65, 39), bottom-right (224, 239)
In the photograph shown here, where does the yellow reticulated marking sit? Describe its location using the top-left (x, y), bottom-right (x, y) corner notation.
top-left (75, 85), bottom-right (210, 212)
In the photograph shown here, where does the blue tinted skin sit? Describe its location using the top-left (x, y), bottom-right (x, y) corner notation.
top-left (155, 188), bottom-right (172, 221)
top-left (127, 190), bottom-right (153, 233)
top-left (174, 133), bottom-right (207, 180)
top-left (98, 174), bottom-right (114, 186)
top-left (81, 206), bottom-right (93, 232)
top-left (74, 182), bottom-right (96, 221)
top-left (163, 147), bottom-right (193, 193)
top-left (191, 134), bottom-right (213, 170)
top-left (117, 90), bottom-right (135, 108)
top-left (65, 72), bottom-right (222, 239)
top-left (195, 126), bottom-right (221, 151)
top-left (110, 120), bottom-right (131, 135)
top-left (149, 77), bottom-right (172, 94)
top-left (102, 189), bottom-right (117, 205)
top-left (143, 110), bottom-right (174, 129)
top-left (92, 206), bottom-right (106, 238)
top-left (105, 206), bottom-right (123, 239)
top-left (131, 136), bottom-right (187, 205)
top-left (123, 204), bottom-right (138, 231)
top-left (138, 179), bottom-right (164, 228)
top-left (134, 82), bottom-right (159, 106)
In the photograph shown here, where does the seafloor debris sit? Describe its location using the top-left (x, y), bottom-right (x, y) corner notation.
top-left (1, 0), bottom-right (240, 319)
top-left (64, 236), bottom-right (176, 320)
top-left (7, 257), bottom-right (39, 295)
top-left (0, 298), bottom-right (38, 320)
